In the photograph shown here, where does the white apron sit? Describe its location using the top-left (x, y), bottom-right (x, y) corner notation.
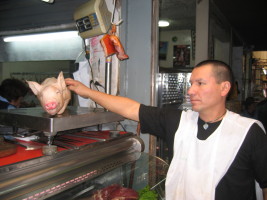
top-left (165, 110), bottom-right (264, 200)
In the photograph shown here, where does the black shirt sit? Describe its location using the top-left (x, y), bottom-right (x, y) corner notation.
top-left (139, 104), bottom-right (267, 200)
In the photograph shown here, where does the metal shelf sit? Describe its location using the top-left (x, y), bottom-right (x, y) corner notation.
top-left (0, 106), bottom-right (124, 135)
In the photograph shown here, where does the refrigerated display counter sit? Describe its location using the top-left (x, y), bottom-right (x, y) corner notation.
top-left (0, 107), bottom-right (169, 199)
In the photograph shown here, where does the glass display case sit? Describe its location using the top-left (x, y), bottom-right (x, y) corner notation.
top-left (0, 107), bottom-right (169, 199)
top-left (47, 152), bottom-right (168, 200)
top-left (0, 151), bottom-right (168, 200)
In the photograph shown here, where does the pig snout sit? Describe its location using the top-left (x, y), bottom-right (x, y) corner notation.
top-left (43, 100), bottom-right (62, 116)
top-left (45, 102), bottom-right (58, 110)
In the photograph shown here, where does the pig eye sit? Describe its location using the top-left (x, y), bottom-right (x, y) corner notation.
top-left (56, 90), bottom-right (61, 94)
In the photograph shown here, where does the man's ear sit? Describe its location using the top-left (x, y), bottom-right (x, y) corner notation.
top-left (221, 81), bottom-right (231, 97)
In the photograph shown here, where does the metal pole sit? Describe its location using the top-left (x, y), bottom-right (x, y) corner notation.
top-left (105, 56), bottom-right (112, 95)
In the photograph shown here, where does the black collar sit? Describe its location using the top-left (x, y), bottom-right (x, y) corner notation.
top-left (197, 117), bottom-right (222, 140)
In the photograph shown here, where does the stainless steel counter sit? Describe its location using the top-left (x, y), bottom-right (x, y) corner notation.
top-left (0, 106), bottom-right (124, 135)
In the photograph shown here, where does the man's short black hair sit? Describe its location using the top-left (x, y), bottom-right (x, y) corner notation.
top-left (195, 60), bottom-right (234, 86)
top-left (195, 60), bottom-right (235, 98)
top-left (0, 78), bottom-right (29, 102)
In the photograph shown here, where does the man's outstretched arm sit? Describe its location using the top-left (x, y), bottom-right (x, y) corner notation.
top-left (65, 78), bottom-right (141, 121)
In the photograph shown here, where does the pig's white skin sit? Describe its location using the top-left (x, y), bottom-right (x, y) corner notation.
top-left (27, 71), bottom-right (71, 116)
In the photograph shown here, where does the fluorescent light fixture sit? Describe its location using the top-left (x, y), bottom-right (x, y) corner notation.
top-left (158, 20), bottom-right (170, 27)
top-left (42, 0), bottom-right (54, 3)
top-left (3, 31), bottom-right (79, 42)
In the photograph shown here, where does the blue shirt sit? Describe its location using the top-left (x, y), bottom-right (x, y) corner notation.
top-left (0, 96), bottom-right (16, 109)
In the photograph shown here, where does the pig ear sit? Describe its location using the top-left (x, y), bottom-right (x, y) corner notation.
top-left (57, 71), bottom-right (67, 89)
top-left (27, 81), bottom-right (42, 95)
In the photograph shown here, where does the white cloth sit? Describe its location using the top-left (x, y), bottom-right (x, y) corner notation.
top-left (166, 110), bottom-right (264, 200)
top-left (73, 61), bottom-right (90, 107)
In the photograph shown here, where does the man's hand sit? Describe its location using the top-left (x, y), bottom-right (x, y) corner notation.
top-left (65, 78), bottom-right (91, 98)
top-left (65, 78), bottom-right (140, 121)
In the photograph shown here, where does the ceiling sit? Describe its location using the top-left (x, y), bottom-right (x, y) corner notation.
top-left (159, 0), bottom-right (196, 31)
top-left (0, 0), bottom-right (266, 51)
top-left (0, 0), bottom-right (87, 34)
top-left (159, 0), bottom-right (267, 51)
top-left (213, 0), bottom-right (267, 51)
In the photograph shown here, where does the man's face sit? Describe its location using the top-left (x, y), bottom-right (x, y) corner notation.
top-left (188, 64), bottom-right (225, 113)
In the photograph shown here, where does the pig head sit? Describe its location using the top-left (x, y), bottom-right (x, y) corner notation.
top-left (27, 71), bottom-right (71, 115)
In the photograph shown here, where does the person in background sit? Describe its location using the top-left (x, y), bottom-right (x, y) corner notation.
top-left (0, 78), bottom-right (29, 109)
top-left (65, 60), bottom-right (267, 200)
top-left (240, 96), bottom-right (257, 119)
top-left (255, 89), bottom-right (267, 131)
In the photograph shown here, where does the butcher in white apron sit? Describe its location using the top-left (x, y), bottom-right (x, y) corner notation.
top-left (166, 110), bottom-right (264, 199)
top-left (65, 59), bottom-right (267, 200)
top-left (165, 60), bottom-right (267, 199)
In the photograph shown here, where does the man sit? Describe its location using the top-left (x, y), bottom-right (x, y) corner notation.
top-left (65, 60), bottom-right (267, 200)
top-left (255, 90), bottom-right (267, 131)
top-left (0, 78), bottom-right (29, 109)
top-left (240, 96), bottom-right (257, 119)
